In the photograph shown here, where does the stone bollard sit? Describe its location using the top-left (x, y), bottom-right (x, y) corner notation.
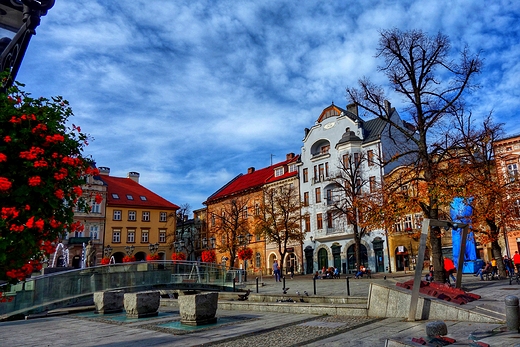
top-left (425, 321), bottom-right (447, 337)
top-left (124, 291), bottom-right (160, 318)
top-left (505, 295), bottom-right (520, 332)
top-left (94, 290), bottom-right (124, 314)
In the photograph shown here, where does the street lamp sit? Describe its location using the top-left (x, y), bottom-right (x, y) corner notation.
top-left (238, 233), bottom-right (253, 282)
top-left (103, 245), bottom-right (113, 258)
top-left (125, 245), bottom-right (135, 256)
top-left (148, 242), bottom-right (159, 255)
top-left (0, 0), bottom-right (55, 91)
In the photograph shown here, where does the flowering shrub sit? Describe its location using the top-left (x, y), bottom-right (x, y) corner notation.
top-left (171, 252), bottom-right (186, 261)
top-left (0, 81), bottom-right (93, 284)
top-left (122, 255), bottom-right (136, 263)
top-left (201, 250), bottom-right (216, 263)
top-left (237, 247), bottom-right (253, 260)
top-left (146, 254), bottom-right (160, 261)
top-left (100, 257), bottom-right (110, 265)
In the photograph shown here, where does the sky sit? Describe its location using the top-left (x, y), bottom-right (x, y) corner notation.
top-left (11, 0), bottom-right (520, 211)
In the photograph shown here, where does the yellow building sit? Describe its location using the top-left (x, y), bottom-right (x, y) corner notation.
top-left (99, 168), bottom-right (179, 262)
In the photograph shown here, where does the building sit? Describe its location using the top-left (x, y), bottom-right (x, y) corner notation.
top-left (100, 168), bottom-right (179, 262)
top-left (204, 153), bottom-right (300, 276)
top-left (299, 102), bottom-right (412, 274)
top-left (493, 134), bottom-right (520, 256)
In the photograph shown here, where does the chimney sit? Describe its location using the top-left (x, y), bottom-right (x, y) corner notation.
top-left (384, 100), bottom-right (392, 115)
top-left (247, 167), bottom-right (255, 174)
top-left (346, 103), bottom-right (358, 116)
top-left (127, 172), bottom-right (140, 183)
top-left (286, 153), bottom-right (295, 161)
top-left (99, 167), bottom-right (110, 176)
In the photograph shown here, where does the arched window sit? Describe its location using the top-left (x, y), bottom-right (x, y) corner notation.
top-left (347, 244), bottom-right (368, 272)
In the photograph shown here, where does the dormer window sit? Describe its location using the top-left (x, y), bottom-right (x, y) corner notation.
top-left (112, 193), bottom-right (119, 199)
top-left (126, 194), bottom-right (134, 200)
top-left (275, 167), bottom-right (284, 177)
top-left (140, 196), bottom-right (147, 201)
top-left (288, 164), bottom-right (296, 173)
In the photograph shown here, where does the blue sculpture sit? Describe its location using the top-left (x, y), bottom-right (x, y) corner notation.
top-left (450, 197), bottom-right (477, 268)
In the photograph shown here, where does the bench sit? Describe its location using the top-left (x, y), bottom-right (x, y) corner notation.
top-left (237, 289), bottom-right (250, 301)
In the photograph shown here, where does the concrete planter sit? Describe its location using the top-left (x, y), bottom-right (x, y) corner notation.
top-left (94, 290), bottom-right (124, 314)
top-left (124, 291), bottom-right (160, 318)
top-left (178, 292), bottom-right (218, 326)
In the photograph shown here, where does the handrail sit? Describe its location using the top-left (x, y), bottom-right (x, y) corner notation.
top-left (0, 261), bottom-right (241, 318)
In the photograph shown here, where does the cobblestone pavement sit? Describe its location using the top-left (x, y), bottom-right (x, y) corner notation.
top-left (205, 315), bottom-right (380, 347)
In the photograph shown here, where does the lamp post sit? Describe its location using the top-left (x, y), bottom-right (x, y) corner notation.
top-left (104, 245), bottom-right (113, 258)
top-left (125, 245), bottom-right (135, 256)
top-left (148, 242), bottom-right (159, 255)
top-left (0, 0), bottom-right (55, 91)
top-left (238, 233), bottom-right (253, 282)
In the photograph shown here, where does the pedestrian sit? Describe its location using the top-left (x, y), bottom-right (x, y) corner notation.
top-left (514, 251), bottom-right (520, 274)
top-left (425, 265), bottom-right (434, 282)
top-left (289, 264), bottom-right (294, 279)
top-left (273, 260), bottom-right (280, 282)
top-left (503, 255), bottom-right (514, 277)
top-left (443, 257), bottom-right (456, 284)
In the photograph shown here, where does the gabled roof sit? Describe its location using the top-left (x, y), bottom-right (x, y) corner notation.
top-left (362, 117), bottom-right (387, 144)
top-left (317, 103), bottom-right (361, 123)
top-left (100, 175), bottom-right (179, 210)
top-left (205, 154), bottom-right (300, 203)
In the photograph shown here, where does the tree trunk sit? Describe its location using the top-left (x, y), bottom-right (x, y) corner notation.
top-left (491, 239), bottom-right (505, 278)
top-left (430, 226), bottom-right (445, 283)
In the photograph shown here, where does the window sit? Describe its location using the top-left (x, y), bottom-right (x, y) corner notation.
top-left (354, 152), bottom-right (360, 165)
top-left (112, 229), bottom-right (121, 243)
top-left (211, 215), bottom-right (215, 227)
top-left (126, 194), bottom-right (134, 200)
top-left (127, 229), bottom-right (135, 243)
top-left (255, 233), bottom-right (261, 241)
top-left (404, 215), bottom-right (413, 230)
top-left (90, 200), bottom-right (101, 214)
top-left (159, 230), bottom-right (166, 243)
top-left (303, 168), bottom-right (308, 183)
top-left (315, 187), bottom-right (321, 203)
top-left (313, 165), bottom-right (318, 181)
top-left (303, 192), bottom-right (309, 206)
top-left (275, 167), bottom-right (284, 177)
top-left (367, 150), bottom-right (374, 166)
top-left (112, 193), bottom-right (120, 199)
top-left (242, 206), bottom-right (248, 219)
top-left (89, 225), bottom-right (99, 240)
top-left (318, 164), bottom-right (324, 178)
top-left (325, 162), bottom-right (329, 177)
top-left (316, 213), bottom-right (323, 229)
top-left (160, 212), bottom-right (167, 222)
top-left (320, 145), bottom-right (330, 154)
top-left (256, 252), bottom-right (261, 268)
top-left (326, 189), bottom-right (333, 204)
top-left (142, 211), bottom-right (150, 222)
top-left (304, 215), bottom-right (311, 232)
top-left (289, 164), bottom-right (296, 173)
top-left (327, 212), bottom-right (333, 228)
top-left (113, 210), bottom-right (122, 221)
top-left (343, 154), bottom-right (349, 168)
top-left (128, 210), bottom-right (136, 221)
top-left (508, 163), bottom-right (518, 182)
top-left (140, 196), bottom-right (147, 201)
top-left (369, 176), bottom-right (376, 193)
top-left (141, 229), bottom-right (149, 243)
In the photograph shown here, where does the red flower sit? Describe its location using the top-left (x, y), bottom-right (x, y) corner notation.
top-left (100, 257), bottom-right (110, 265)
top-left (123, 255), bottom-right (136, 263)
top-left (1, 207), bottom-right (19, 219)
top-left (54, 189), bottom-right (65, 199)
top-left (171, 252), bottom-right (186, 261)
top-left (146, 254), bottom-right (160, 261)
top-left (238, 247), bottom-right (253, 260)
top-left (28, 176), bottom-right (42, 186)
top-left (73, 186), bottom-right (83, 197)
top-left (33, 159), bottom-right (48, 168)
top-left (0, 177), bottom-right (12, 191)
top-left (54, 168), bottom-right (68, 180)
top-left (0, 153), bottom-right (7, 162)
top-left (201, 250), bottom-right (216, 263)
top-left (26, 217), bottom-right (44, 231)
top-left (94, 193), bottom-right (103, 204)
top-left (4, 136), bottom-right (11, 142)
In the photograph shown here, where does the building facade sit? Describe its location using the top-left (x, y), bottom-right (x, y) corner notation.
top-left (299, 103), bottom-right (412, 274)
top-left (100, 168), bottom-right (179, 262)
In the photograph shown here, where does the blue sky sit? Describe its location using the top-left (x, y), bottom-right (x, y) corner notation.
top-left (11, 0), bottom-right (520, 211)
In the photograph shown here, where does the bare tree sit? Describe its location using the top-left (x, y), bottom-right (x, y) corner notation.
top-left (347, 28), bottom-right (482, 282)
top-left (211, 197), bottom-right (250, 268)
top-left (329, 152), bottom-right (381, 272)
top-left (255, 183), bottom-right (303, 274)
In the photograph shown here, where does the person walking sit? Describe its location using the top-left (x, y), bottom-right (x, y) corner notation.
top-left (513, 251), bottom-right (520, 274)
top-left (273, 260), bottom-right (281, 282)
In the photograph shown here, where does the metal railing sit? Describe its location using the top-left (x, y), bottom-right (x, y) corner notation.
top-left (0, 261), bottom-right (239, 318)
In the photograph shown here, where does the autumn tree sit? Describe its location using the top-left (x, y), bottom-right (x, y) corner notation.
top-left (448, 114), bottom-right (520, 277)
top-left (347, 29), bottom-right (482, 282)
top-left (254, 183), bottom-right (303, 274)
top-left (212, 197), bottom-right (250, 268)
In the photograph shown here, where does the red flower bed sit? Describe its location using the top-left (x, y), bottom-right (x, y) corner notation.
top-left (122, 255), bottom-right (136, 263)
top-left (238, 247), bottom-right (253, 260)
top-left (171, 252), bottom-right (186, 261)
top-left (146, 254), bottom-right (160, 261)
top-left (201, 250), bottom-right (216, 263)
top-left (100, 257), bottom-right (110, 265)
